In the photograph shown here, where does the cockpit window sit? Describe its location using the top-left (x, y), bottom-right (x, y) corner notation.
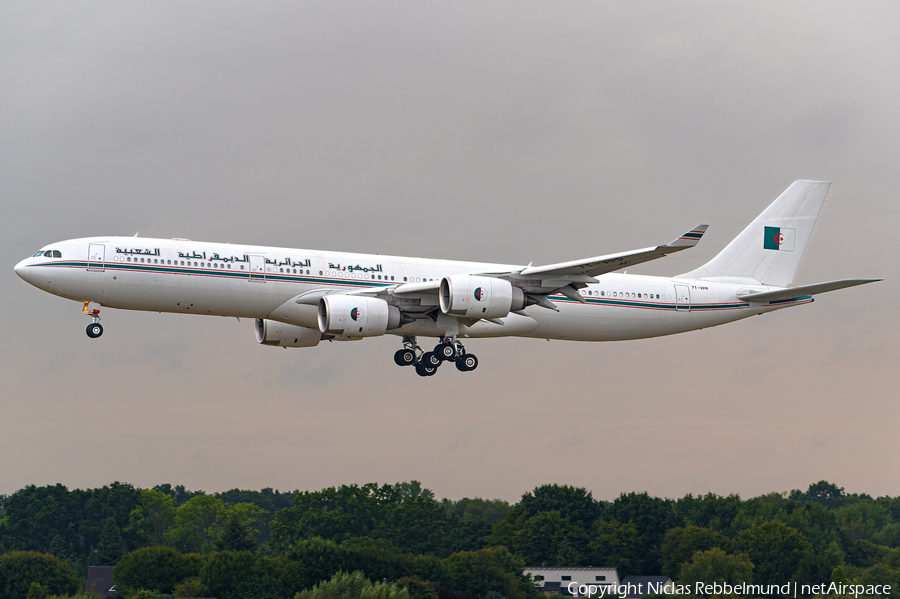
top-left (33, 251), bottom-right (44, 257)
top-left (40, 250), bottom-right (63, 258)
top-left (53, 250), bottom-right (62, 258)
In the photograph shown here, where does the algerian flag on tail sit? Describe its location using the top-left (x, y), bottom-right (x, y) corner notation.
top-left (763, 226), bottom-right (795, 251)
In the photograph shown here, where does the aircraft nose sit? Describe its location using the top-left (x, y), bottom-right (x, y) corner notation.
top-left (14, 258), bottom-right (31, 282)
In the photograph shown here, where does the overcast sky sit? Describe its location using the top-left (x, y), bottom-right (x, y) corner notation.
top-left (2, 1), bottom-right (898, 502)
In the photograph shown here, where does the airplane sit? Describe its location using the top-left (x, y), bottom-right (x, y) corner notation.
top-left (14, 180), bottom-right (881, 376)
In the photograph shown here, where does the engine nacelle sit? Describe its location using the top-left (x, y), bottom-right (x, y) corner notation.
top-left (255, 319), bottom-right (322, 348)
top-left (317, 295), bottom-right (404, 337)
top-left (439, 275), bottom-right (526, 319)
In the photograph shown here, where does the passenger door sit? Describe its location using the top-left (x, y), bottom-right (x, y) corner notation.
top-left (87, 244), bottom-right (105, 272)
top-left (674, 284), bottom-right (691, 311)
top-left (249, 255), bottom-right (266, 282)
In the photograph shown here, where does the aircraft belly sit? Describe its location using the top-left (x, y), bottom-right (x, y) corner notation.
top-left (522, 298), bottom-right (748, 341)
top-left (97, 270), bottom-right (298, 317)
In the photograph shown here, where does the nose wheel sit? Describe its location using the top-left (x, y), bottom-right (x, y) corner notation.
top-left (83, 302), bottom-right (103, 338)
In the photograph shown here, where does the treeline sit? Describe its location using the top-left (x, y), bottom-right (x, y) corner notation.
top-left (0, 481), bottom-right (899, 599)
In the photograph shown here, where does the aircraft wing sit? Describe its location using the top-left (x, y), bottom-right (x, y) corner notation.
top-left (516, 224), bottom-right (708, 279)
top-left (328, 224), bottom-right (709, 315)
top-left (736, 278), bottom-right (882, 303)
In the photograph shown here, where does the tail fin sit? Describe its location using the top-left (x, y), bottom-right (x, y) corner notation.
top-left (679, 180), bottom-right (831, 287)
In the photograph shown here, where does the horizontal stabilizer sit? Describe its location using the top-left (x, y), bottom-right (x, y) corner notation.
top-left (737, 278), bottom-right (882, 303)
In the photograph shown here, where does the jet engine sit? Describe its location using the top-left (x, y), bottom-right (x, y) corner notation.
top-left (439, 275), bottom-right (527, 319)
top-left (317, 295), bottom-right (406, 337)
top-left (255, 319), bottom-right (322, 348)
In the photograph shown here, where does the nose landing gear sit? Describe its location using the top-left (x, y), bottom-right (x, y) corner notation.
top-left (83, 302), bottom-right (103, 338)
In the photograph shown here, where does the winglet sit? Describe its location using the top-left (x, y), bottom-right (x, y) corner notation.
top-left (665, 224), bottom-right (709, 249)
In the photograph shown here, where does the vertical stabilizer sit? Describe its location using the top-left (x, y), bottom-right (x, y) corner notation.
top-left (679, 180), bottom-right (830, 287)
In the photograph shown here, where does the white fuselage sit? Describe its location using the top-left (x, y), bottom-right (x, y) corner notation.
top-left (15, 236), bottom-right (810, 342)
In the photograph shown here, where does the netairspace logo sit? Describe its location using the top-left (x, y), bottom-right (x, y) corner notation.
top-left (567, 581), bottom-right (893, 598)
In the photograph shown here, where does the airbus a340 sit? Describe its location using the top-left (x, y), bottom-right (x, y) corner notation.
top-left (15, 181), bottom-right (880, 376)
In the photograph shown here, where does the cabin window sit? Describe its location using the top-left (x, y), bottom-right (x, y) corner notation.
top-left (596, 576), bottom-right (606, 581)
top-left (240, 265), bottom-right (244, 270)
top-left (319, 271), bottom-right (323, 275)
top-left (403, 277), bottom-right (407, 281)
top-left (227, 264), bottom-right (231, 269)
top-left (390, 276), bottom-right (394, 280)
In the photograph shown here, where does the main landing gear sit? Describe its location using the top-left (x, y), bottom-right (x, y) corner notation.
top-left (83, 302), bottom-right (103, 338)
top-left (393, 336), bottom-right (478, 377)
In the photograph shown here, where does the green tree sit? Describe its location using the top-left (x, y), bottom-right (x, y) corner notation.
top-left (858, 563), bottom-right (900, 599)
top-left (396, 576), bottom-right (439, 599)
top-left (605, 492), bottom-right (682, 574)
top-left (0, 551), bottom-right (79, 599)
top-left (513, 511), bottom-right (589, 566)
top-left (676, 493), bottom-right (742, 532)
top-left (173, 576), bottom-right (206, 598)
top-left (79, 482), bottom-right (143, 553)
top-left (25, 581), bottom-right (47, 599)
top-left (92, 517), bottom-right (128, 566)
top-left (837, 502), bottom-right (892, 545)
top-left (791, 554), bottom-right (834, 596)
top-left (442, 498), bottom-right (510, 525)
top-left (200, 551), bottom-right (305, 599)
top-left (443, 547), bottom-right (535, 599)
top-left (271, 482), bottom-right (452, 556)
top-left (114, 546), bottom-right (203, 594)
top-left (659, 526), bottom-right (730, 579)
top-left (127, 489), bottom-right (176, 546)
top-left (217, 514), bottom-right (258, 552)
top-left (589, 520), bottom-right (647, 578)
top-left (519, 485), bottom-right (602, 528)
top-left (734, 521), bottom-right (812, 586)
top-left (846, 539), bottom-right (889, 567)
top-left (678, 548), bottom-right (753, 588)
top-left (165, 496), bottom-right (264, 554)
top-left (283, 536), bottom-right (412, 589)
top-left (295, 571), bottom-right (411, 599)
top-left (790, 481), bottom-right (846, 509)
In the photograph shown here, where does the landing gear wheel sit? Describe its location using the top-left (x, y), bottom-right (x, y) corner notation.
top-left (456, 354), bottom-right (478, 371)
top-left (415, 362), bottom-right (437, 377)
top-left (394, 349), bottom-right (416, 366)
top-left (422, 351), bottom-right (441, 368)
top-left (436, 343), bottom-right (456, 361)
top-left (86, 323), bottom-right (103, 338)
